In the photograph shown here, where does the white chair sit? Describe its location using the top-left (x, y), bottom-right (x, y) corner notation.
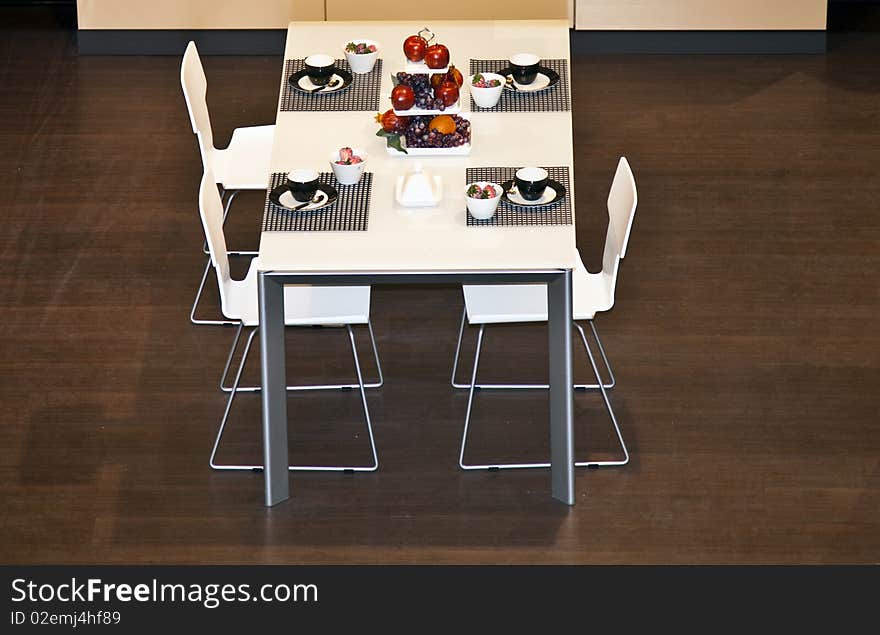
top-left (199, 169), bottom-right (380, 472)
top-left (181, 40), bottom-right (275, 325)
top-left (453, 157), bottom-right (638, 471)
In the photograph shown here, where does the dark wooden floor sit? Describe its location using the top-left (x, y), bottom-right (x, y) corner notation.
top-left (1, 8), bottom-right (878, 564)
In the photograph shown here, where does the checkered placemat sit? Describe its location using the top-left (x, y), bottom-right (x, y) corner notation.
top-left (468, 59), bottom-right (570, 112)
top-left (280, 58), bottom-right (383, 112)
top-left (466, 166), bottom-right (571, 227)
top-left (262, 172), bottom-right (371, 232)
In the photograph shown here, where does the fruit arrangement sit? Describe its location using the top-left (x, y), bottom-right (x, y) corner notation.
top-left (392, 70), bottom-right (463, 112)
top-left (375, 109), bottom-right (470, 153)
top-left (402, 27), bottom-right (450, 70)
top-left (345, 42), bottom-right (377, 55)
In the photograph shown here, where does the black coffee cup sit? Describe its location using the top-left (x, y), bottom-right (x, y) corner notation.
top-left (515, 166), bottom-right (549, 201)
top-left (509, 53), bottom-right (540, 85)
top-left (287, 169), bottom-right (320, 202)
top-left (304, 54), bottom-right (334, 86)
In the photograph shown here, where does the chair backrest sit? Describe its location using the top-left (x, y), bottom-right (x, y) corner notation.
top-left (181, 41), bottom-right (214, 168)
top-left (199, 168), bottom-right (233, 316)
top-left (601, 157), bottom-right (638, 298)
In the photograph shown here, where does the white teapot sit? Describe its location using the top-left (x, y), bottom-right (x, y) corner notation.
top-left (395, 162), bottom-right (442, 208)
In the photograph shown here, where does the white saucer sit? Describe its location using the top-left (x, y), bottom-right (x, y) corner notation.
top-left (277, 189), bottom-right (329, 210)
top-left (505, 185), bottom-right (556, 206)
top-left (510, 72), bottom-right (552, 92)
top-left (297, 73), bottom-right (346, 93)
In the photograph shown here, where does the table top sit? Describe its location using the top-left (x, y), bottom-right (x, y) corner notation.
top-left (258, 20), bottom-right (577, 274)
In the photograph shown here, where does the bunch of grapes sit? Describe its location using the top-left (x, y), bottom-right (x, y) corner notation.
top-left (403, 116), bottom-right (471, 149)
top-left (395, 72), bottom-right (447, 111)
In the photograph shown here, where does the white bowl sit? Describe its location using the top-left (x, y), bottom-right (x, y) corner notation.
top-left (329, 148), bottom-right (367, 185)
top-left (465, 181), bottom-right (502, 219)
top-left (343, 39), bottom-right (379, 74)
top-left (469, 73), bottom-right (505, 108)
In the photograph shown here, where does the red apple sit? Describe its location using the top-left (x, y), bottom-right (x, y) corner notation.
top-left (391, 84), bottom-right (415, 110)
top-left (434, 80), bottom-right (459, 107)
top-left (424, 44), bottom-right (450, 69)
top-left (403, 34), bottom-right (427, 62)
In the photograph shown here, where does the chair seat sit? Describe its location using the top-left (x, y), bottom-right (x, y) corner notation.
top-left (211, 125), bottom-right (275, 190)
top-left (226, 259), bottom-right (371, 327)
top-left (463, 251), bottom-right (613, 324)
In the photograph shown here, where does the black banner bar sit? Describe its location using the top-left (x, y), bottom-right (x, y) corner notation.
top-left (1, 565), bottom-right (877, 629)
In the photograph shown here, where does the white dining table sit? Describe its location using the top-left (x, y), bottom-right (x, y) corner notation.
top-left (258, 19), bottom-right (579, 507)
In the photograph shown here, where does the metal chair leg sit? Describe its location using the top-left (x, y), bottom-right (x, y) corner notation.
top-left (202, 188), bottom-right (258, 257)
top-left (585, 320), bottom-right (616, 389)
top-left (209, 325), bottom-right (379, 472)
top-left (458, 321), bottom-right (628, 470)
top-left (459, 325), bottom-right (485, 470)
top-left (219, 320), bottom-right (383, 392)
top-left (219, 322), bottom-right (248, 383)
top-left (366, 319), bottom-right (385, 389)
top-left (451, 308), bottom-right (615, 390)
top-left (190, 257), bottom-right (239, 326)
top-left (209, 328), bottom-right (257, 471)
top-left (450, 306), bottom-right (469, 388)
top-left (203, 187), bottom-right (229, 254)
top-left (577, 325), bottom-right (629, 468)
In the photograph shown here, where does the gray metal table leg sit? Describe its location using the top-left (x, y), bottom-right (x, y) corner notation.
top-left (252, 268), bottom-right (574, 507)
top-left (258, 272), bottom-right (290, 506)
top-left (548, 269), bottom-right (575, 505)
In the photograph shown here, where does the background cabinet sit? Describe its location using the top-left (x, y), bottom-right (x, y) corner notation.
top-left (573, 0), bottom-right (827, 31)
top-left (76, 1), bottom-right (324, 29)
top-left (325, 0), bottom-right (569, 21)
top-left (77, 0), bottom-right (826, 31)
top-left (76, 0), bottom-right (569, 29)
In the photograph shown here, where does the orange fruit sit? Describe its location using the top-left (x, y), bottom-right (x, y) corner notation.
top-left (429, 115), bottom-right (456, 135)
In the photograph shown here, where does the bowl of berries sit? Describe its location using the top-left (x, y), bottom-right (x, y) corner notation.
top-left (330, 147), bottom-right (367, 185)
top-left (343, 40), bottom-right (379, 74)
top-left (469, 72), bottom-right (505, 108)
top-left (465, 181), bottom-right (502, 219)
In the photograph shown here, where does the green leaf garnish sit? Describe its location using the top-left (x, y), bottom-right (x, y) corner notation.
top-left (375, 128), bottom-right (408, 154)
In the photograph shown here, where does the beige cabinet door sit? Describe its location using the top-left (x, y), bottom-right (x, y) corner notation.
top-left (573, 0), bottom-right (827, 31)
top-left (77, 0), bottom-right (324, 29)
top-left (325, 0), bottom-right (568, 22)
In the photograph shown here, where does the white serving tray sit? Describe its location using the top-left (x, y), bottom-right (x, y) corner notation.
top-left (386, 142), bottom-right (471, 157)
top-left (392, 99), bottom-right (461, 117)
top-left (404, 59), bottom-right (449, 74)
